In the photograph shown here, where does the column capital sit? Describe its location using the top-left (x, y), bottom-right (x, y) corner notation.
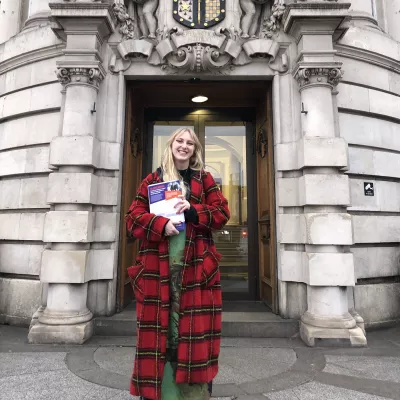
top-left (50, 2), bottom-right (115, 88)
top-left (56, 65), bottom-right (105, 88)
top-left (294, 63), bottom-right (343, 89)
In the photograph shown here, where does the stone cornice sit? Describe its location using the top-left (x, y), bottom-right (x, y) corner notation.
top-left (334, 44), bottom-right (400, 75)
top-left (283, 2), bottom-right (351, 41)
top-left (49, 2), bottom-right (116, 40)
top-left (285, 2), bottom-right (351, 13)
top-left (49, 2), bottom-right (115, 12)
top-left (0, 44), bottom-right (65, 76)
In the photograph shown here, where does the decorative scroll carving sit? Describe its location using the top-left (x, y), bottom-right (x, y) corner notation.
top-left (111, 0), bottom-right (288, 74)
top-left (56, 67), bottom-right (105, 88)
top-left (295, 67), bottom-right (344, 88)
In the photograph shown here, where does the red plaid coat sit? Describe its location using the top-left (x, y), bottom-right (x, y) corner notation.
top-left (125, 169), bottom-right (230, 400)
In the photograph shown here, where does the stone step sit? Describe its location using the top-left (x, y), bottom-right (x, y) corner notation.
top-left (94, 302), bottom-right (299, 338)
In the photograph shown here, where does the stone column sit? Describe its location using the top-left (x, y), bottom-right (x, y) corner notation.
top-left (0, 0), bottom-right (23, 44)
top-left (386, 0), bottom-right (400, 42)
top-left (283, 2), bottom-right (367, 347)
top-left (28, 2), bottom-right (116, 344)
top-left (347, 0), bottom-right (375, 15)
top-left (25, 0), bottom-right (51, 28)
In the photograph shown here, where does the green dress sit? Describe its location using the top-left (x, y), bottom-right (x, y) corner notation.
top-left (161, 228), bottom-right (209, 400)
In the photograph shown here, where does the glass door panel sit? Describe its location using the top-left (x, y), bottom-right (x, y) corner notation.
top-left (204, 122), bottom-right (249, 294)
top-left (145, 109), bottom-right (256, 299)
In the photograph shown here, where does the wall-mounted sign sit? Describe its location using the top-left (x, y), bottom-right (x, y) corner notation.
top-left (364, 182), bottom-right (374, 196)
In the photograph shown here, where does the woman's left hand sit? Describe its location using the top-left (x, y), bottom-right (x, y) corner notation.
top-left (175, 195), bottom-right (190, 214)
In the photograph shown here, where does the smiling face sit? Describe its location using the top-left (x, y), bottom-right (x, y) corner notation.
top-left (171, 130), bottom-right (195, 169)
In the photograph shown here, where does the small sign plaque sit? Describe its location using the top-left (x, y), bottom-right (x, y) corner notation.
top-left (364, 182), bottom-right (374, 196)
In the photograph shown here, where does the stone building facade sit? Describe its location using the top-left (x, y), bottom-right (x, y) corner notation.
top-left (0, 0), bottom-right (399, 346)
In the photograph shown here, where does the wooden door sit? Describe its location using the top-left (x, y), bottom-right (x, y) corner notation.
top-left (256, 86), bottom-right (277, 312)
top-left (118, 87), bottom-right (144, 311)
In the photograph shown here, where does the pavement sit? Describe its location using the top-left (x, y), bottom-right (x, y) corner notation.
top-left (1, 324), bottom-right (400, 400)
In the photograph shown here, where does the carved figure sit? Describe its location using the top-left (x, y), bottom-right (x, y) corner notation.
top-left (113, 2), bottom-right (135, 40)
top-left (261, 0), bottom-right (286, 38)
top-left (240, 0), bottom-right (284, 39)
top-left (130, 0), bottom-right (159, 39)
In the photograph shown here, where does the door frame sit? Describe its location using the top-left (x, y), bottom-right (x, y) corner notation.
top-left (118, 81), bottom-right (277, 310)
top-left (144, 107), bottom-right (259, 301)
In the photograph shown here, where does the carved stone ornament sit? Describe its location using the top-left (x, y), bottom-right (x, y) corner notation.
top-left (111, 0), bottom-right (288, 74)
top-left (295, 67), bottom-right (344, 89)
top-left (173, 0), bottom-right (226, 29)
top-left (113, 2), bottom-right (136, 40)
top-left (56, 67), bottom-right (105, 88)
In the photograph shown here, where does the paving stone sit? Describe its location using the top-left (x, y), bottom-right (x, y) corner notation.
top-left (0, 368), bottom-right (134, 400)
top-left (2, 325), bottom-right (400, 400)
top-left (218, 347), bottom-right (296, 381)
top-left (94, 347), bottom-right (134, 376)
top-left (267, 381), bottom-right (390, 400)
top-left (214, 363), bottom-right (256, 384)
top-left (0, 352), bottom-right (66, 378)
top-left (93, 346), bottom-right (296, 385)
top-left (324, 355), bottom-right (400, 383)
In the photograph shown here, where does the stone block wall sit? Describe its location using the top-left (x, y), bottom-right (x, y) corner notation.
top-left (274, 1), bottom-right (400, 341)
top-left (0, 1), bottom-right (122, 336)
top-left (335, 0), bottom-right (400, 328)
top-left (0, 15), bottom-right (62, 324)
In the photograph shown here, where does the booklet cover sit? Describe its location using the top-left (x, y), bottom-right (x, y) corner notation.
top-left (148, 180), bottom-right (185, 231)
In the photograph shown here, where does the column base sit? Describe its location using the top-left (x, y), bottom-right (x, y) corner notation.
top-left (300, 320), bottom-right (367, 347)
top-left (350, 309), bottom-right (366, 335)
top-left (29, 306), bottom-right (46, 329)
top-left (28, 320), bottom-right (93, 344)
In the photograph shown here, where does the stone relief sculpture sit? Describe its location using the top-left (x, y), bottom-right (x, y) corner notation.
top-left (113, 1), bottom-right (136, 40)
top-left (131, 0), bottom-right (159, 39)
top-left (111, 0), bottom-right (288, 74)
top-left (240, 0), bottom-right (268, 38)
top-left (261, 0), bottom-right (286, 38)
top-left (239, 0), bottom-right (286, 38)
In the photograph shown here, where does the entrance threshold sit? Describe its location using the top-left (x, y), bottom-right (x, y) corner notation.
top-left (94, 302), bottom-right (299, 338)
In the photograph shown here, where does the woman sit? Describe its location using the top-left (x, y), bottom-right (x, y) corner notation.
top-left (125, 127), bottom-right (230, 400)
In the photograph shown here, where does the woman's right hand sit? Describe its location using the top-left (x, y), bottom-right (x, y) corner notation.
top-left (164, 220), bottom-right (179, 236)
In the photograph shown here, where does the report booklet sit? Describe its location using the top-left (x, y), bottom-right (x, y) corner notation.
top-left (148, 180), bottom-right (185, 231)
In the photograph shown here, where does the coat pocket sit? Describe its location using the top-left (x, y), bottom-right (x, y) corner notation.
top-left (201, 251), bottom-right (221, 288)
top-left (127, 262), bottom-right (145, 302)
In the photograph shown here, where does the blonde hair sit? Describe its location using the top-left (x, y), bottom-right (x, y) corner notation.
top-left (161, 128), bottom-right (204, 196)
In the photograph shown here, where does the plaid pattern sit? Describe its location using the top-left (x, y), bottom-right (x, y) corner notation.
top-left (125, 170), bottom-right (230, 400)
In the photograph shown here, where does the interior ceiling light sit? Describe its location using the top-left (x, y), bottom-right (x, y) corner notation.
top-left (191, 95), bottom-right (208, 103)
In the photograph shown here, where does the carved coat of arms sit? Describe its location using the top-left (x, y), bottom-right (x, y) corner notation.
top-left (111, 0), bottom-right (288, 74)
top-left (173, 0), bottom-right (226, 29)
